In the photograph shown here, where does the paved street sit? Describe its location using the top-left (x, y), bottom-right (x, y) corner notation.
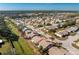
top-left (54, 33), bottom-right (79, 55)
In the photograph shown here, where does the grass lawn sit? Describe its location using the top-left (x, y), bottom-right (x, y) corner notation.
top-left (0, 42), bottom-right (9, 54)
top-left (48, 31), bottom-right (54, 36)
top-left (0, 35), bottom-right (13, 55)
top-left (5, 20), bottom-right (33, 55)
top-left (0, 41), bottom-right (12, 55)
top-left (12, 41), bottom-right (24, 54)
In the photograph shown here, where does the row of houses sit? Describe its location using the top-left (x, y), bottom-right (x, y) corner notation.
top-left (12, 19), bottom-right (69, 55)
top-left (32, 36), bottom-right (68, 55)
top-left (55, 26), bottom-right (79, 38)
top-left (45, 19), bottom-right (76, 33)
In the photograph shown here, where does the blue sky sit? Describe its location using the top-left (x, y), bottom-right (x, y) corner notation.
top-left (0, 3), bottom-right (79, 11)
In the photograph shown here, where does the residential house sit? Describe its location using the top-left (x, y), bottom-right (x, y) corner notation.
top-left (38, 39), bottom-right (52, 49)
top-left (24, 30), bottom-right (40, 39)
top-left (55, 26), bottom-right (79, 38)
top-left (31, 36), bottom-right (44, 45)
top-left (55, 30), bottom-right (69, 38)
top-left (66, 26), bottom-right (79, 33)
top-left (48, 47), bottom-right (68, 55)
top-left (24, 29), bottom-right (32, 39)
top-left (22, 27), bottom-right (30, 32)
top-left (48, 24), bottom-right (59, 30)
top-left (72, 40), bottom-right (79, 49)
top-left (74, 42), bottom-right (79, 48)
top-left (76, 18), bottom-right (79, 25)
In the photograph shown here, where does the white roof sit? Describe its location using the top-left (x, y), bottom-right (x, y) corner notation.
top-left (0, 40), bottom-right (3, 43)
top-left (22, 27), bottom-right (28, 32)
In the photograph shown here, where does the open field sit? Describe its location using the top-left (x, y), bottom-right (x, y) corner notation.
top-left (5, 20), bottom-right (33, 55)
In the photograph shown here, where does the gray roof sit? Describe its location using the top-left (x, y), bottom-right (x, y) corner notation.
top-left (66, 26), bottom-right (79, 32)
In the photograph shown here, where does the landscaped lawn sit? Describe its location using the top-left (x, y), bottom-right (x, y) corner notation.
top-left (0, 41), bottom-right (12, 55)
top-left (5, 19), bottom-right (33, 55)
top-left (0, 35), bottom-right (13, 55)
